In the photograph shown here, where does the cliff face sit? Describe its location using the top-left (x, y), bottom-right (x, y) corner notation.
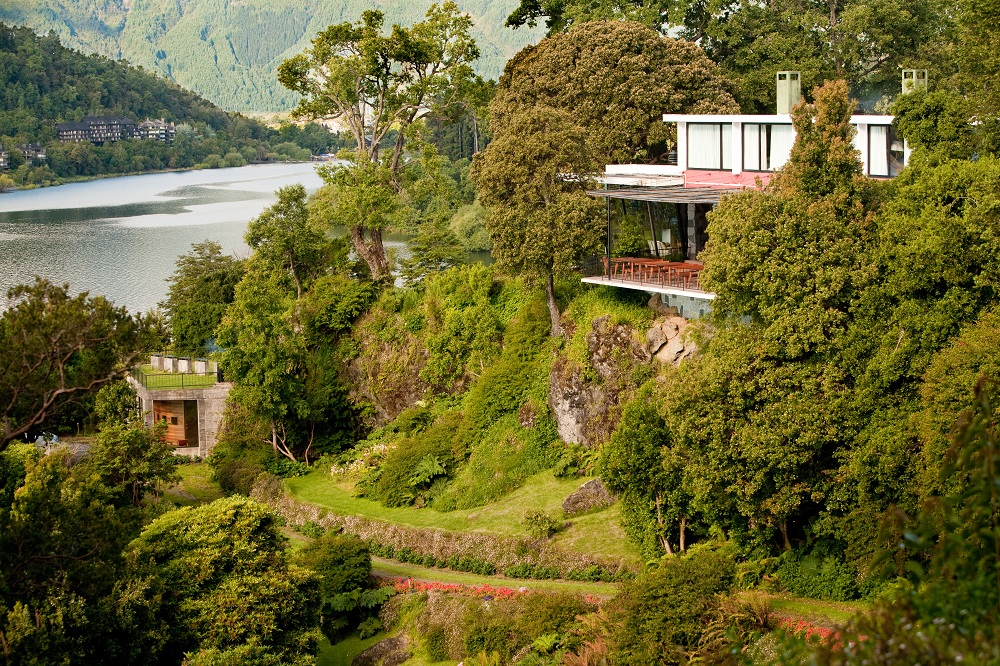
top-left (549, 314), bottom-right (697, 447)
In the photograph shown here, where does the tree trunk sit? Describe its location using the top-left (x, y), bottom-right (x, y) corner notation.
top-left (656, 494), bottom-right (672, 555)
top-left (351, 224), bottom-right (391, 282)
top-left (545, 273), bottom-right (562, 338)
top-left (679, 515), bottom-right (687, 552)
top-left (779, 521), bottom-right (791, 551)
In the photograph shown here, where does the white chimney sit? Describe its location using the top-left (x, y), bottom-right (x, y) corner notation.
top-left (901, 69), bottom-right (928, 94)
top-left (776, 71), bottom-right (802, 114)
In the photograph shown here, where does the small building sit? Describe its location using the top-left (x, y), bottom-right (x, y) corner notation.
top-left (57, 116), bottom-right (138, 145)
top-left (127, 354), bottom-right (231, 457)
top-left (137, 118), bottom-right (176, 143)
top-left (0, 150), bottom-right (8, 171)
top-left (16, 144), bottom-right (46, 163)
top-left (580, 72), bottom-right (911, 318)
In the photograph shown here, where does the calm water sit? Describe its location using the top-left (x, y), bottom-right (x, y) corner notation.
top-left (0, 163), bottom-right (410, 313)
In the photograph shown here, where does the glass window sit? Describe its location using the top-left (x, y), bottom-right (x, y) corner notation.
top-left (742, 124), bottom-right (795, 171)
top-left (688, 123), bottom-right (732, 170)
top-left (869, 125), bottom-right (889, 176)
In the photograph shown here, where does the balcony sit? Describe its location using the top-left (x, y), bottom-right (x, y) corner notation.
top-left (581, 257), bottom-right (714, 300)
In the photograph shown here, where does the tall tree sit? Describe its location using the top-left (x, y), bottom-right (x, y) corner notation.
top-left (491, 20), bottom-right (738, 164)
top-left (161, 241), bottom-right (243, 357)
top-left (473, 106), bottom-right (603, 337)
top-left (507, 0), bottom-right (945, 113)
top-left (278, 2), bottom-right (481, 281)
top-left (0, 279), bottom-right (164, 448)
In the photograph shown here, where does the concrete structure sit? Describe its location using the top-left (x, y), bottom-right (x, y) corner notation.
top-left (127, 355), bottom-right (230, 457)
top-left (0, 150), bottom-right (7, 171)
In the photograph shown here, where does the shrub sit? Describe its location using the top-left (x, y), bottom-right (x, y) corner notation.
top-left (366, 411), bottom-right (462, 507)
top-left (292, 521), bottom-right (325, 538)
top-left (357, 617), bottom-right (382, 639)
top-left (440, 414), bottom-right (560, 509)
top-left (522, 510), bottom-right (563, 539)
top-left (608, 549), bottom-right (735, 664)
top-left (777, 553), bottom-right (858, 601)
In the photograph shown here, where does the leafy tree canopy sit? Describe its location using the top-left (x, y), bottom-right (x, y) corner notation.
top-left (492, 20), bottom-right (738, 164)
top-left (0, 279), bottom-right (165, 448)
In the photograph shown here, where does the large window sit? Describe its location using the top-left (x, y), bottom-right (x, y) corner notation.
top-left (688, 123), bottom-right (732, 170)
top-left (868, 125), bottom-right (905, 177)
top-left (743, 123), bottom-right (795, 171)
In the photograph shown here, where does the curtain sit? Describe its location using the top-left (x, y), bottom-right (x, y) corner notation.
top-left (869, 125), bottom-right (889, 176)
top-left (744, 124), bottom-right (762, 170)
top-left (688, 123), bottom-right (722, 169)
top-left (769, 125), bottom-right (795, 169)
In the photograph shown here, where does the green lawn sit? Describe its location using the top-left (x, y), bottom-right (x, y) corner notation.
top-left (372, 557), bottom-right (617, 597)
top-left (768, 593), bottom-right (870, 626)
top-left (135, 366), bottom-right (217, 389)
top-left (285, 469), bottom-right (641, 564)
top-left (315, 633), bottom-right (388, 666)
top-left (161, 462), bottom-right (225, 507)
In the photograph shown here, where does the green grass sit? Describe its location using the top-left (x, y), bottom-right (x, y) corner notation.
top-left (285, 469), bottom-right (640, 564)
top-left (372, 557), bottom-right (617, 597)
top-left (768, 593), bottom-right (870, 626)
top-left (315, 633), bottom-right (388, 666)
top-left (161, 462), bottom-right (224, 507)
top-left (135, 365), bottom-right (217, 389)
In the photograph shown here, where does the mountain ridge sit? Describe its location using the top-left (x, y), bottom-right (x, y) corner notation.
top-left (0, 0), bottom-right (541, 113)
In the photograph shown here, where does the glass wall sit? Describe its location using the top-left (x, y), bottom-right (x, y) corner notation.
top-left (743, 123), bottom-right (795, 171)
top-left (867, 125), bottom-right (905, 177)
top-left (687, 123), bottom-right (732, 170)
top-left (607, 198), bottom-right (684, 260)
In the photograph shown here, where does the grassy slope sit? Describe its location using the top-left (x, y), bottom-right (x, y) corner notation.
top-left (286, 469), bottom-right (642, 564)
top-left (161, 462), bottom-right (225, 506)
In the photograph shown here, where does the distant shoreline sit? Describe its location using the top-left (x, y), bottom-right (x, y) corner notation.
top-left (0, 159), bottom-right (315, 194)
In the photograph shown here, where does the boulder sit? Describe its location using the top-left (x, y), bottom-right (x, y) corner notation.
top-left (549, 356), bottom-right (605, 446)
top-left (647, 293), bottom-right (680, 316)
top-left (562, 478), bottom-right (615, 515)
top-left (353, 634), bottom-right (411, 666)
top-left (646, 315), bottom-right (697, 366)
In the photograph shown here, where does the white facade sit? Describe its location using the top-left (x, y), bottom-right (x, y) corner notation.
top-left (662, 114), bottom-right (910, 179)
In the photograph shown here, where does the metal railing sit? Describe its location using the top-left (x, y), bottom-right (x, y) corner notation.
top-left (579, 255), bottom-right (707, 293)
top-left (130, 367), bottom-right (219, 390)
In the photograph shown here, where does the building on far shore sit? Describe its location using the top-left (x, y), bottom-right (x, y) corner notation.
top-left (57, 116), bottom-right (138, 145)
top-left (127, 354), bottom-right (231, 458)
top-left (137, 118), bottom-right (176, 143)
top-left (16, 143), bottom-right (46, 163)
top-left (0, 150), bottom-right (8, 171)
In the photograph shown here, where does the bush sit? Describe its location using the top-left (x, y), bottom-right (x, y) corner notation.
top-left (365, 411), bottom-right (462, 507)
top-left (439, 414), bottom-right (559, 509)
top-left (777, 553), bottom-right (858, 601)
top-left (522, 510), bottom-right (563, 539)
top-left (609, 549), bottom-right (735, 664)
top-left (357, 617), bottom-right (382, 639)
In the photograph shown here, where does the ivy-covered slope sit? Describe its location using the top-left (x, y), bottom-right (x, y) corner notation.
top-left (0, 0), bottom-right (544, 112)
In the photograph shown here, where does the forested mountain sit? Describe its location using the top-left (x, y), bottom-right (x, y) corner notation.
top-left (0, 0), bottom-right (542, 112)
top-left (0, 25), bottom-right (338, 186)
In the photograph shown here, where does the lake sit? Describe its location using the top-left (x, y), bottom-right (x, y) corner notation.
top-left (0, 162), bottom-right (412, 313)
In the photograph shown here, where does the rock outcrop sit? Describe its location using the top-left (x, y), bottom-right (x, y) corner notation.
top-left (562, 478), bottom-right (616, 515)
top-left (549, 316), bottom-right (650, 447)
top-left (646, 315), bottom-right (696, 366)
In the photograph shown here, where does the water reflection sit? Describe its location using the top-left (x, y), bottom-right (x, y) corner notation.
top-left (0, 164), bottom-right (330, 312)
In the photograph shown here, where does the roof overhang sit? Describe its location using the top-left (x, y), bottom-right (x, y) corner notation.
top-left (662, 113), bottom-right (895, 125)
top-left (587, 186), bottom-right (730, 205)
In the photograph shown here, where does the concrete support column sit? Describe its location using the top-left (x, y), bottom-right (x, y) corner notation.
top-left (731, 121), bottom-right (742, 175)
top-left (687, 204), bottom-right (697, 260)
